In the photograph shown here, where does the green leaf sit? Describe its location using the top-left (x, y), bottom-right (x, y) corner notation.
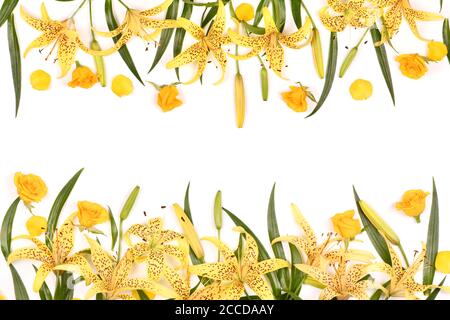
top-left (443, 19), bottom-right (450, 64)
top-left (353, 186), bottom-right (392, 265)
top-left (47, 168), bottom-right (84, 246)
top-left (288, 243), bottom-right (304, 296)
top-left (423, 178), bottom-right (439, 290)
top-left (201, 6), bottom-right (218, 28)
top-left (370, 280), bottom-right (390, 300)
top-left (149, 0), bottom-right (179, 73)
top-left (105, 0), bottom-right (144, 85)
top-left (33, 265), bottom-right (53, 300)
top-left (119, 186), bottom-right (140, 221)
top-left (108, 207), bottom-right (118, 250)
top-left (8, 14), bottom-right (21, 117)
top-left (223, 207), bottom-right (281, 298)
top-left (136, 290), bottom-right (151, 300)
top-left (254, 0), bottom-right (271, 27)
top-left (271, 0), bottom-right (286, 32)
top-left (427, 276), bottom-right (446, 300)
top-left (183, 183), bottom-right (204, 266)
top-left (267, 184), bottom-right (289, 290)
top-left (290, 0), bottom-right (302, 28)
top-left (174, 1), bottom-right (193, 79)
top-left (9, 265), bottom-right (29, 300)
top-left (1, 197), bottom-right (29, 300)
top-left (0, 0), bottom-right (18, 27)
top-left (370, 24), bottom-right (395, 105)
top-left (306, 32), bottom-right (338, 118)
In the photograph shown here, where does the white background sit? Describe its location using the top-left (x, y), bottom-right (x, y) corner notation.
top-left (0, 0), bottom-right (449, 299)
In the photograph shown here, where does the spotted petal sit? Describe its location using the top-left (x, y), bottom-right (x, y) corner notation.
top-left (33, 263), bottom-right (53, 292)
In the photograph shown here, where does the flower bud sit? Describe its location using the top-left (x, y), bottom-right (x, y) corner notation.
top-left (339, 47), bottom-right (358, 78)
top-left (214, 191), bottom-right (222, 230)
top-left (358, 200), bottom-right (400, 246)
top-left (173, 203), bottom-right (204, 260)
top-left (90, 39), bottom-right (106, 87)
top-left (260, 67), bottom-right (269, 101)
top-left (234, 73), bottom-right (245, 128)
top-left (311, 28), bottom-right (324, 79)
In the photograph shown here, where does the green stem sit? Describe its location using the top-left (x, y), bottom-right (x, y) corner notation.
top-left (118, 0), bottom-right (130, 10)
top-left (300, 1), bottom-right (317, 28)
top-left (355, 27), bottom-right (370, 48)
top-left (235, 44), bottom-right (240, 74)
top-left (117, 220), bottom-right (123, 259)
top-left (217, 229), bottom-right (221, 262)
top-left (398, 243), bottom-right (410, 268)
top-left (70, 0), bottom-right (88, 19)
top-left (88, 0), bottom-right (95, 38)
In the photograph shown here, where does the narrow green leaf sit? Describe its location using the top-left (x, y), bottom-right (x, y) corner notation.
top-left (370, 280), bottom-right (390, 300)
top-left (183, 183), bottom-right (204, 266)
top-left (306, 32), bottom-right (338, 118)
top-left (288, 243), bottom-right (304, 295)
top-left (119, 186), bottom-right (140, 221)
top-left (1, 197), bottom-right (20, 258)
top-left (443, 19), bottom-right (450, 64)
top-left (1, 197), bottom-right (29, 300)
top-left (267, 184), bottom-right (289, 290)
top-left (427, 276), bottom-right (446, 300)
top-left (108, 207), bottom-right (118, 250)
top-left (33, 265), bottom-right (53, 300)
top-left (174, 2), bottom-right (193, 79)
top-left (271, 0), bottom-right (286, 32)
top-left (137, 290), bottom-right (150, 300)
top-left (201, 6), bottom-right (218, 28)
top-left (105, 0), bottom-right (144, 85)
top-left (370, 24), bottom-right (395, 105)
top-left (353, 186), bottom-right (392, 265)
top-left (290, 0), bottom-right (302, 28)
top-left (0, 0), bottom-right (18, 27)
top-left (8, 14), bottom-right (21, 117)
top-left (254, 0), bottom-right (271, 27)
top-left (149, 0), bottom-right (179, 73)
top-left (223, 207), bottom-right (281, 297)
top-left (9, 265), bottom-right (29, 300)
top-left (47, 169), bottom-right (84, 246)
top-left (423, 178), bottom-right (439, 290)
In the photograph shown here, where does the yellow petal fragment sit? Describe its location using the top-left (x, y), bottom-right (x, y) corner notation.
top-left (86, 236), bottom-right (115, 284)
top-left (290, 203), bottom-right (317, 252)
top-left (262, 7), bottom-right (278, 34)
top-left (8, 248), bottom-right (52, 265)
top-left (207, 0), bottom-right (226, 48)
top-left (295, 264), bottom-right (334, 286)
top-left (162, 265), bottom-right (190, 299)
top-left (52, 213), bottom-right (76, 261)
top-left (246, 274), bottom-right (274, 300)
top-left (255, 259), bottom-right (289, 275)
top-left (177, 17), bottom-right (205, 40)
top-left (24, 32), bottom-right (58, 57)
top-left (119, 279), bottom-right (178, 299)
top-left (202, 237), bottom-right (237, 264)
top-left (140, 0), bottom-right (174, 16)
top-left (279, 18), bottom-right (312, 49)
top-left (33, 263), bottom-right (53, 292)
top-left (189, 262), bottom-right (236, 281)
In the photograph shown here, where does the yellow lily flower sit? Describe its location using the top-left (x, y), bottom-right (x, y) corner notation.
top-left (319, 0), bottom-right (377, 32)
top-left (189, 227), bottom-right (289, 300)
top-left (295, 258), bottom-right (373, 300)
top-left (369, 0), bottom-right (442, 44)
top-left (228, 8), bottom-right (312, 78)
top-left (58, 236), bottom-right (176, 300)
top-left (125, 217), bottom-right (186, 280)
top-left (20, 3), bottom-right (92, 77)
top-left (91, 0), bottom-right (178, 56)
top-left (272, 204), bottom-right (374, 267)
top-left (366, 240), bottom-right (443, 299)
top-left (7, 213), bottom-right (92, 292)
top-left (166, 0), bottom-right (229, 84)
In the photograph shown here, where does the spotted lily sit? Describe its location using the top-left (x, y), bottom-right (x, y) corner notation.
top-left (91, 0), bottom-right (178, 56)
top-left (319, 0), bottom-right (377, 32)
top-left (228, 7), bottom-right (312, 78)
top-left (20, 3), bottom-right (92, 77)
top-left (7, 213), bottom-right (92, 292)
top-left (369, 0), bottom-right (442, 44)
top-left (125, 217), bottom-right (186, 280)
top-left (189, 227), bottom-right (289, 300)
top-left (166, 0), bottom-right (230, 84)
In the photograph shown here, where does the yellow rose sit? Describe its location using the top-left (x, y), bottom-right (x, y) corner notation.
top-left (435, 251), bottom-right (450, 274)
top-left (157, 85), bottom-right (183, 112)
top-left (331, 210), bottom-right (362, 239)
top-left (427, 41), bottom-right (448, 62)
top-left (26, 215), bottom-right (48, 237)
top-left (281, 85), bottom-right (308, 112)
top-left (349, 79), bottom-right (373, 100)
top-left (14, 172), bottom-right (48, 204)
top-left (395, 189), bottom-right (429, 220)
top-left (30, 70), bottom-right (51, 90)
top-left (235, 3), bottom-right (255, 22)
top-left (111, 75), bottom-right (134, 97)
top-left (77, 201), bottom-right (109, 228)
top-left (395, 54), bottom-right (428, 79)
top-left (68, 65), bottom-right (98, 89)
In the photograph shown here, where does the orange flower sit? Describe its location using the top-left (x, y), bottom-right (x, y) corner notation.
top-left (281, 85), bottom-right (308, 112)
top-left (157, 85), bottom-right (183, 112)
top-left (68, 64), bottom-right (98, 89)
top-left (395, 54), bottom-right (428, 79)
